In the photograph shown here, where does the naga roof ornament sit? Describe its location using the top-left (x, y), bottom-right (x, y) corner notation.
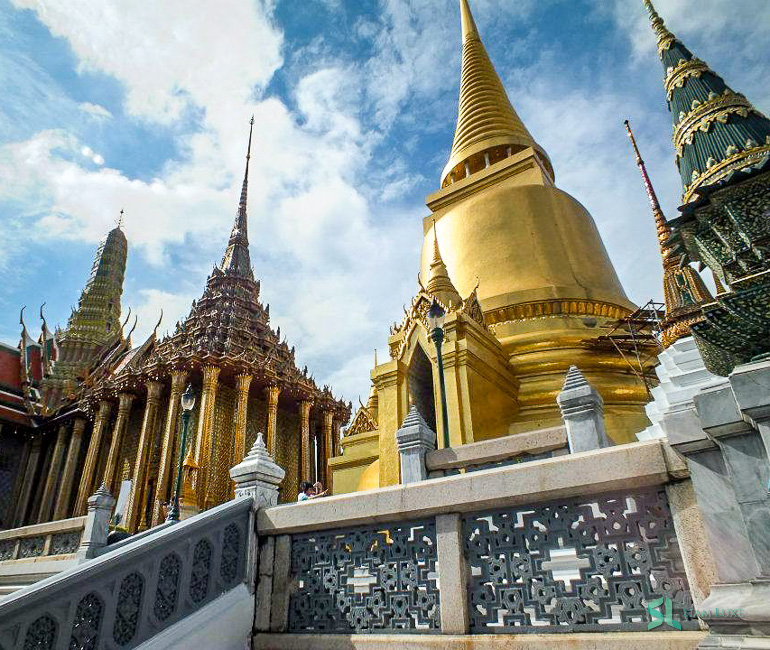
top-left (643, 0), bottom-right (770, 204)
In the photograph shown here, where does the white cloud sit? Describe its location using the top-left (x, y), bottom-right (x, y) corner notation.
top-left (78, 102), bottom-right (112, 120)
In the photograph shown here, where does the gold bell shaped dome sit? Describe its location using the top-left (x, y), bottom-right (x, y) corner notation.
top-left (442, 0), bottom-right (553, 187)
top-left (426, 222), bottom-right (463, 309)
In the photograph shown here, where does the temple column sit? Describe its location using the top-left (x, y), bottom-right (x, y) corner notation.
top-left (233, 374), bottom-right (253, 465)
top-left (322, 410), bottom-right (334, 493)
top-left (194, 365), bottom-right (220, 510)
top-left (13, 435), bottom-right (43, 527)
top-left (53, 418), bottom-right (87, 520)
top-left (332, 417), bottom-right (341, 457)
top-left (152, 371), bottom-right (188, 526)
top-left (124, 381), bottom-right (163, 532)
top-left (265, 384), bottom-right (281, 456)
top-left (74, 401), bottom-right (112, 515)
top-left (299, 400), bottom-right (312, 483)
top-left (38, 423), bottom-right (70, 523)
top-left (103, 393), bottom-right (135, 496)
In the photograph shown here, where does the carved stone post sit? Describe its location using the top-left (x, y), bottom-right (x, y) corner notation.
top-left (74, 401), bottom-right (112, 516)
top-left (230, 433), bottom-right (285, 600)
top-left (556, 366), bottom-right (610, 453)
top-left (194, 365), bottom-right (220, 509)
top-left (53, 417), bottom-right (87, 520)
top-left (152, 371), bottom-right (187, 526)
top-left (38, 422), bottom-right (70, 523)
top-left (76, 483), bottom-right (116, 561)
top-left (395, 405), bottom-right (436, 484)
top-left (299, 400), bottom-right (312, 482)
top-left (124, 381), bottom-right (163, 532)
top-left (103, 393), bottom-right (135, 495)
top-left (13, 435), bottom-right (42, 527)
top-left (265, 384), bottom-right (281, 456)
top-left (322, 409), bottom-right (334, 492)
top-left (233, 374), bottom-right (253, 465)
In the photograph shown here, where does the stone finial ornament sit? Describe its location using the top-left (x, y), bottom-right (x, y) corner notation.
top-left (557, 366), bottom-right (610, 453)
top-left (229, 433), bottom-right (285, 508)
top-left (396, 405), bottom-right (437, 484)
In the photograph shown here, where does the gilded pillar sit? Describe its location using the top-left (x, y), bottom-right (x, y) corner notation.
top-left (194, 365), bottom-right (220, 509)
top-left (265, 384), bottom-right (281, 456)
top-left (124, 381), bottom-right (163, 532)
top-left (53, 417), bottom-right (87, 520)
top-left (13, 435), bottom-right (43, 527)
top-left (74, 401), bottom-right (112, 515)
top-left (38, 423), bottom-right (70, 523)
top-left (332, 417), bottom-right (341, 458)
top-left (233, 374), bottom-right (253, 466)
top-left (322, 410), bottom-right (334, 493)
top-left (103, 392), bottom-right (135, 496)
top-left (152, 371), bottom-right (188, 526)
top-left (299, 400), bottom-right (312, 483)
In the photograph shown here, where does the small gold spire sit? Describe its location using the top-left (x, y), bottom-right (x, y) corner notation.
top-left (441, 0), bottom-right (552, 187)
top-left (426, 220), bottom-right (462, 308)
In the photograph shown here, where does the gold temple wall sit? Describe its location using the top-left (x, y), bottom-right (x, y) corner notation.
top-left (246, 394), bottom-right (268, 451)
top-left (118, 408), bottom-right (143, 483)
top-left (211, 384), bottom-right (237, 505)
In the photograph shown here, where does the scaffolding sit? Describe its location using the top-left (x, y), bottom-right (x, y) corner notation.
top-left (591, 299), bottom-right (665, 397)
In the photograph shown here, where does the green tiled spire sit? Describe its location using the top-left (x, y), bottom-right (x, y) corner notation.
top-left (643, 0), bottom-right (770, 203)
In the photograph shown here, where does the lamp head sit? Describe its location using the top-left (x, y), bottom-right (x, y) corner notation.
top-left (180, 383), bottom-right (196, 411)
top-left (427, 299), bottom-right (446, 331)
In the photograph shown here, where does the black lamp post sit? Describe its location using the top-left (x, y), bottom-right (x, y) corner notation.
top-left (166, 383), bottom-right (196, 523)
top-left (427, 299), bottom-right (450, 449)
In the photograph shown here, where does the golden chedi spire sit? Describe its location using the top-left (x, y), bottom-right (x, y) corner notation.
top-left (442, 0), bottom-right (553, 188)
top-left (426, 220), bottom-right (462, 309)
top-left (624, 119), bottom-right (713, 347)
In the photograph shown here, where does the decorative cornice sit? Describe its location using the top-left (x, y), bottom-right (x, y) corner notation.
top-left (485, 299), bottom-right (629, 329)
top-left (684, 144), bottom-right (770, 203)
top-left (664, 58), bottom-right (709, 101)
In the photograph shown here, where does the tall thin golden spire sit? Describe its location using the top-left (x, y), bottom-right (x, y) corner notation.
top-left (442, 0), bottom-right (552, 187)
top-left (624, 119), bottom-right (713, 347)
top-left (624, 120), bottom-right (674, 269)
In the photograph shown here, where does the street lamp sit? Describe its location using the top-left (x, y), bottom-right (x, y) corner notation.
top-left (427, 299), bottom-right (450, 449)
top-left (166, 383), bottom-right (196, 523)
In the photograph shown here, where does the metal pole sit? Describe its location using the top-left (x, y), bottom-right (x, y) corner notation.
top-left (166, 410), bottom-right (190, 523)
top-left (432, 327), bottom-right (451, 449)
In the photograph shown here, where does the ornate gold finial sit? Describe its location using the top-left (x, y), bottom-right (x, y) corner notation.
top-left (426, 221), bottom-right (462, 308)
top-left (441, 0), bottom-right (552, 187)
top-left (459, 0), bottom-right (479, 42)
top-left (642, 0), bottom-right (676, 51)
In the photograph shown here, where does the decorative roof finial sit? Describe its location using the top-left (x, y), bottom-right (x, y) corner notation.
top-left (426, 220), bottom-right (462, 309)
top-left (220, 117), bottom-right (255, 278)
top-left (642, 0), bottom-right (675, 50)
top-left (117, 209), bottom-right (124, 229)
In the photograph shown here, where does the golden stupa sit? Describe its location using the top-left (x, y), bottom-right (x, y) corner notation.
top-left (331, 0), bottom-right (656, 493)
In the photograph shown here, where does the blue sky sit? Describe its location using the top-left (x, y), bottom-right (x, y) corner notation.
top-left (1, 0), bottom-right (768, 403)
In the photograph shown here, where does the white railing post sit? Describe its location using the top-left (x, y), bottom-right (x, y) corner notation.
top-left (436, 513), bottom-right (469, 634)
top-left (76, 483), bottom-right (115, 561)
top-left (557, 366), bottom-right (610, 453)
top-left (396, 405), bottom-right (436, 483)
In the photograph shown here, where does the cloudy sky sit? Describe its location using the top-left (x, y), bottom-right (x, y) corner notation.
top-left (0, 0), bottom-right (768, 404)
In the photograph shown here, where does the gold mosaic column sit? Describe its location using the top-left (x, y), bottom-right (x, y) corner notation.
top-left (53, 418), bottom-right (87, 520)
top-left (332, 417), bottom-right (341, 458)
top-left (74, 400), bottom-right (112, 515)
top-left (322, 410), bottom-right (334, 493)
top-left (152, 371), bottom-right (187, 526)
top-left (103, 393), bottom-right (135, 496)
top-left (299, 400), bottom-right (312, 483)
top-left (194, 365), bottom-right (220, 510)
top-left (233, 374), bottom-right (253, 465)
top-left (124, 381), bottom-right (163, 532)
top-left (265, 384), bottom-right (281, 456)
top-left (38, 423), bottom-right (70, 523)
top-left (13, 435), bottom-right (43, 527)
